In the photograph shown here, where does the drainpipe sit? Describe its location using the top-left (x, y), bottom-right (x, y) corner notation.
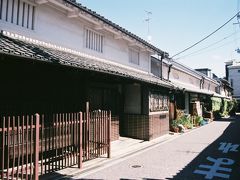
top-left (160, 53), bottom-right (164, 80)
top-left (167, 63), bottom-right (172, 81)
top-left (200, 76), bottom-right (205, 89)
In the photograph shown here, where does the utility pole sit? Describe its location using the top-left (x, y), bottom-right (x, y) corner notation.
top-left (234, 0), bottom-right (240, 54)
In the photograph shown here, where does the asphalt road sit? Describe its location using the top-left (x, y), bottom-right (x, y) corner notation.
top-left (73, 115), bottom-right (240, 180)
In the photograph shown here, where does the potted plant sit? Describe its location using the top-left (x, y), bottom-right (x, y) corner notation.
top-left (171, 120), bottom-right (179, 133)
top-left (195, 116), bottom-right (203, 126)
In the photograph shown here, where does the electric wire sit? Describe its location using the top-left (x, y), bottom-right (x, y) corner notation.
top-left (175, 31), bottom-right (240, 60)
top-left (171, 10), bottom-right (240, 59)
top-left (177, 36), bottom-right (240, 60)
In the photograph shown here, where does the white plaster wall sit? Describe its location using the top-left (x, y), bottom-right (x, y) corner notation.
top-left (203, 79), bottom-right (218, 92)
top-left (0, 3), bottom-right (150, 72)
top-left (169, 68), bottom-right (201, 88)
top-left (229, 67), bottom-right (240, 97)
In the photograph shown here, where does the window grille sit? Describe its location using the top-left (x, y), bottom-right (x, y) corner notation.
top-left (150, 93), bottom-right (169, 112)
top-left (129, 49), bottom-right (139, 65)
top-left (85, 28), bottom-right (103, 53)
top-left (0, 0), bottom-right (35, 30)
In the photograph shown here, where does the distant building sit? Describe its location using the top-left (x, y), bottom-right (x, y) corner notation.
top-left (225, 60), bottom-right (240, 103)
top-left (195, 68), bottom-right (212, 78)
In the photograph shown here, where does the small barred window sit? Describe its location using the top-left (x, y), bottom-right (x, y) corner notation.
top-left (85, 29), bottom-right (103, 53)
top-left (0, 0), bottom-right (35, 30)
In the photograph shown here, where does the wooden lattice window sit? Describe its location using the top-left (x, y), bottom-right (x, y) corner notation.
top-left (150, 93), bottom-right (169, 112)
top-left (0, 0), bottom-right (35, 30)
top-left (85, 28), bottom-right (103, 53)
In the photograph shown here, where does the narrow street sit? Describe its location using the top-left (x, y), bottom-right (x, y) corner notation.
top-left (73, 115), bottom-right (240, 180)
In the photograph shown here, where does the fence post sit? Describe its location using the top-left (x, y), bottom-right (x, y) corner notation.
top-left (78, 112), bottom-right (83, 169)
top-left (86, 102), bottom-right (90, 160)
top-left (34, 114), bottom-right (40, 180)
top-left (107, 111), bottom-right (111, 158)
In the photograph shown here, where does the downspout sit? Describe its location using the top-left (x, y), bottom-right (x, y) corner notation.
top-left (200, 76), bottom-right (205, 89)
top-left (160, 53), bottom-right (164, 80)
top-left (167, 63), bottom-right (172, 81)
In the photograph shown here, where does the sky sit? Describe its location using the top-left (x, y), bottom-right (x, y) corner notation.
top-left (79, 0), bottom-right (239, 77)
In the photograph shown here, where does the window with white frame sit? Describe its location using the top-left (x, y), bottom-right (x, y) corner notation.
top-left (129, 49), bottom-right (139, 65)
top-left (85, 28), bottom-right (103, 53)
top-left (0, 0), bottom-right (35, 30)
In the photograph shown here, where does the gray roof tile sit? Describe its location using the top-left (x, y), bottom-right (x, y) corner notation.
top-left (0, 34), bottom-right (173, 89)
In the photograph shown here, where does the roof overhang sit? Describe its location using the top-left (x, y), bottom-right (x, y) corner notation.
top-left (171, 80), bottom-right (214, 95)
top-left (0, 31), bottom-right (173, 89)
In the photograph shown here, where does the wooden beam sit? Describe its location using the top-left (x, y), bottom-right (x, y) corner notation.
top-left (94, 24), bottom-right (104, 30)
top-left (114, 35), bottom-right (123, 40)
top-left (35, 0), bottom-right (48, 4)
top-left (48, 0), bottom-right (74, 11)
top-left (78, 12), bottom-right (98, 25)
top-left (68, 10), bottom-right (79, 18)
top-left (128, 41), bottom-right (138, 47)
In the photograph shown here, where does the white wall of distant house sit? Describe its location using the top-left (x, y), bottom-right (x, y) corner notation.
top-left (0, 2), bottom-right (150, 72)
top-left (169, 67), bottom-right (201, 88)
top-left (228, 66), bottom-right (240, 98)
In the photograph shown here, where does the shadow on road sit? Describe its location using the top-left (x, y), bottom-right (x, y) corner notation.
top-left (40, 115), bottom-right (240, 180)
top-left (165, 115), bottom-right (240, 180)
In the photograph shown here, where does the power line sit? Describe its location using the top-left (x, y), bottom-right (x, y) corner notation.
top-left (177, 36), bottom-right (240, 60)
top-left (175, 31), bottom-right (240, 60)
top-left (171, 10), bottom-right (240, 59)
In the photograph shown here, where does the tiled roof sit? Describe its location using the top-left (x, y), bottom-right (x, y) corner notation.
top-left (0, 34), bottom-right (173, 89)
top-left (64, 0), bottom-right (168, 57)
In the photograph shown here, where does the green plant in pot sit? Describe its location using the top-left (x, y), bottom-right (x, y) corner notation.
top-left (171, 120), bottom-right (179, 133)
top-left (195, 116), bottom-right (203, 126)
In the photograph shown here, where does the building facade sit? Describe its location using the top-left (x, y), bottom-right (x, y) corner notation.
top-left (0, 0), bottom-right (175, 142)
top-left (225, 60), bottom-right (240, 107)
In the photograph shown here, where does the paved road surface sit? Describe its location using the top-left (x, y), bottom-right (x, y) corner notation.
top-left (73, 115), bottom-right (240, 180)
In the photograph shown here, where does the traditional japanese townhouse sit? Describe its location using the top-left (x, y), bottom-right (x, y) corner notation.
top-left (0, 0), bottom-right (175, 144)
top-left (159, 58), bottom-right (220, 120)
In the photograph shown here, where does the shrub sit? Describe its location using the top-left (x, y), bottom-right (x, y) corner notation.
top-left (178, 114), bottom-right (193, 129)
top-left (195, 116), bottom-right (203, 126)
